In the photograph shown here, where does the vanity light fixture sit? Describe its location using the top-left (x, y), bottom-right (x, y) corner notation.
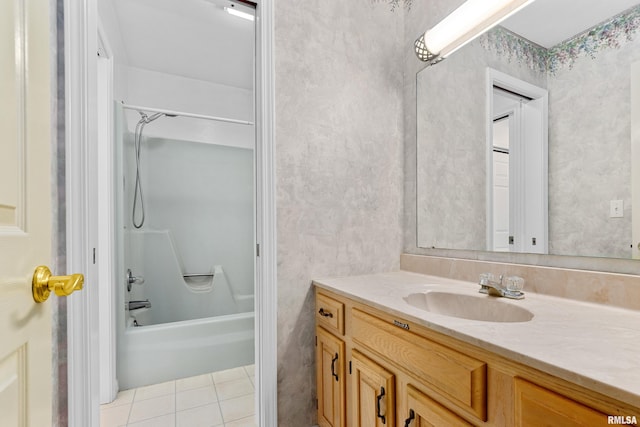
top-left (414, 0), bottom-right (535, 64)
top-left (224, 6), bottom-right (255, 21)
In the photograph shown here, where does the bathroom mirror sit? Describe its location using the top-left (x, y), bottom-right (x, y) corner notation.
top-left (416, 0), bottom-right (640, 259)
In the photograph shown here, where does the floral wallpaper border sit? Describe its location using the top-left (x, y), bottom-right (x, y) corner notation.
top-left (372, 0), bottom-right (412, 12)
top-left (479, 27), bottom-right (548, 74)
top-left (480, 4), bottom-right (640, 75)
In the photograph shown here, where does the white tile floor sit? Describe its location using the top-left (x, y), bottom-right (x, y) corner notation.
top-left (100, 365), bottom-right (256, 427)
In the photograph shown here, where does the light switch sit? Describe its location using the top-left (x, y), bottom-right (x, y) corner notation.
top-left (610, 200), bottom-right (624, 218)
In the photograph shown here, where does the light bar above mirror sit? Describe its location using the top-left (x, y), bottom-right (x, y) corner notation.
top-left (414, 0), bottom-right (535, 64)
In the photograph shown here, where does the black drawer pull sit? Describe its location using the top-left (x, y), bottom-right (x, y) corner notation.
top-left (318, 308), bottom-right (334, 318)
top-left (404, 409), bottom-right (415, 427)
top-left (331, 353), bottom-right (339, 381)
top-left (377, 386), bottom-right (386, 424)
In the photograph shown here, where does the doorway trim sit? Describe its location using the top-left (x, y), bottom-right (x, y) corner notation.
top-left (253, 1), bottom-right (279, 425)
top-left (64, 0), bottom-right (100, 424)
top-left (485, 67), bottom-right (548, 254)
top-left (64, 0), bottom-right (277, 425)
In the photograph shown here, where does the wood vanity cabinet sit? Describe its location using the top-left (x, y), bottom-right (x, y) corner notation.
top-left (316, 291), bottom-right (347, 427)
top-left (513, 378), bottom-right (608, 427)
top-left (316, 327), bottom-right (346, 427)
top-left (405, 385), bottom-right (473, 427)
top-left (315, 288), bottom-right (639, 427)
top-left (351, 350), bottom-right (396, 426)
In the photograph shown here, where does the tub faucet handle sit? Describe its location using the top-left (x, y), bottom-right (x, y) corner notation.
top-left (126, 269), bottom-right (145, 291)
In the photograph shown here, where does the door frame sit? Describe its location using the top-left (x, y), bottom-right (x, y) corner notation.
top-left (485, 68), bottom-right (548, 254)
top-left (63, 0), bottom-right (278, 425)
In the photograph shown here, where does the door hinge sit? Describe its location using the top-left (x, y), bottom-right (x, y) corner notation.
top-left (315, 336), bottom-right (317, 346)
top-left (256, 243), bottom-right (260, 257)
top-left (316, 398), bottom-right (318, 409)
top-left (92, 248), bottom-right (96, 264)
top-left (349, 360), bottom-right (352, 374)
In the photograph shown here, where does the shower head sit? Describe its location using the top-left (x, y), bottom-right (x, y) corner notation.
top-left (137, 111), bottom-right (165, 124)
top-left (135, 110), bottom-right (179, 129)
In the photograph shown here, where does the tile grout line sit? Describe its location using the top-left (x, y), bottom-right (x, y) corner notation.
top-left (211, 372), bottom-right (225, 426)
top-left (104, 366), bottom-right (256, 427)
top-left (126, 389), bottom-right (136, 426)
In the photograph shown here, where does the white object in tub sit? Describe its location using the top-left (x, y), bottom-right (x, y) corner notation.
top-left (118, 311), bottom-right (255, 389)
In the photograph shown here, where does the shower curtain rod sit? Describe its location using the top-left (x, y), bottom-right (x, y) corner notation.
top-left (121, 102), bottom-right (254, 126)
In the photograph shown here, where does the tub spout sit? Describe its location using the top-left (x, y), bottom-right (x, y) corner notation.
top-left (129, 299), bottom-right (151, 310)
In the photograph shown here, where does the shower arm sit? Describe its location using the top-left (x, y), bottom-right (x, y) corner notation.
top-left (121, 102), bottom-right (254, 126)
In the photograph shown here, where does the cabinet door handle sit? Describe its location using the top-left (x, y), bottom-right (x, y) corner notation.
top-left (318, 308), bottom-right (333, 318)
top-left (404, 409), bottom-right (415, 427)
top-left (376, 386), bottom-right (386, 424)
top-left (331, 353), bottom-right (339, 381)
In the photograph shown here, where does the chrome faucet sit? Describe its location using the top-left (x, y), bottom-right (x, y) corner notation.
top-left (479, 273), bottom-right (525, 299)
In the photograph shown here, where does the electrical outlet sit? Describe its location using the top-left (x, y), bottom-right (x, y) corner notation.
top-left (610, 200), bottom-right (624, 218)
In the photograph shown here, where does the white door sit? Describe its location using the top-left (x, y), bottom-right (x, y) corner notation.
top-left (0, 1), bottom-right (77, 425)
top-left (492, 117), bottom-right (511, 251)
top-left (521, 97), bottom-right (547, 254)
top-left (489, 80), bottom-right (548, 255)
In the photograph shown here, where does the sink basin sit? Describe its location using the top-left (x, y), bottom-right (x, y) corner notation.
top-left (404, 291), bottom-right (534, 323)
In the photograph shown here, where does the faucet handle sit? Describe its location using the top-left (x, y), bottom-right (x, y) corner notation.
top-left (479, 272), bottom-right (502, 284)
top-left (505, 276), bottom-right (525, 292)
top-left (479, 273), bottom-right (493, 285)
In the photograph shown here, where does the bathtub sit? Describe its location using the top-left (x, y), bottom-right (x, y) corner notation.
top-left (118, 311), bottom-right (255, 390)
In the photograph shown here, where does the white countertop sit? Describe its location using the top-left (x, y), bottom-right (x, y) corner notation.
top-left (313, 271), bottom-right (640, 408)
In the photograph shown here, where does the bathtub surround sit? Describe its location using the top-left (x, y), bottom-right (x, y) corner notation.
top-left (116, 120), bottom-right (255, 388)
top-left (275, 1), bottom-right (404, 425)
top-left (123, 138), bottom-right (255, 303)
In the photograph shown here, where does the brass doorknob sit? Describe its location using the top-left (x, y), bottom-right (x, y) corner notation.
top-left (32, 266), bottom-right (84, 303)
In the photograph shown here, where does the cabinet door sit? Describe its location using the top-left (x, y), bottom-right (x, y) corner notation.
top-left (514, 378), bottom-right (607, 427)
top-left (351, 350), bottom-right (396, 427)
top-left (317, 327), bottom-right (346, 427)
top-left (404, 385), bottom-right (473, 427)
